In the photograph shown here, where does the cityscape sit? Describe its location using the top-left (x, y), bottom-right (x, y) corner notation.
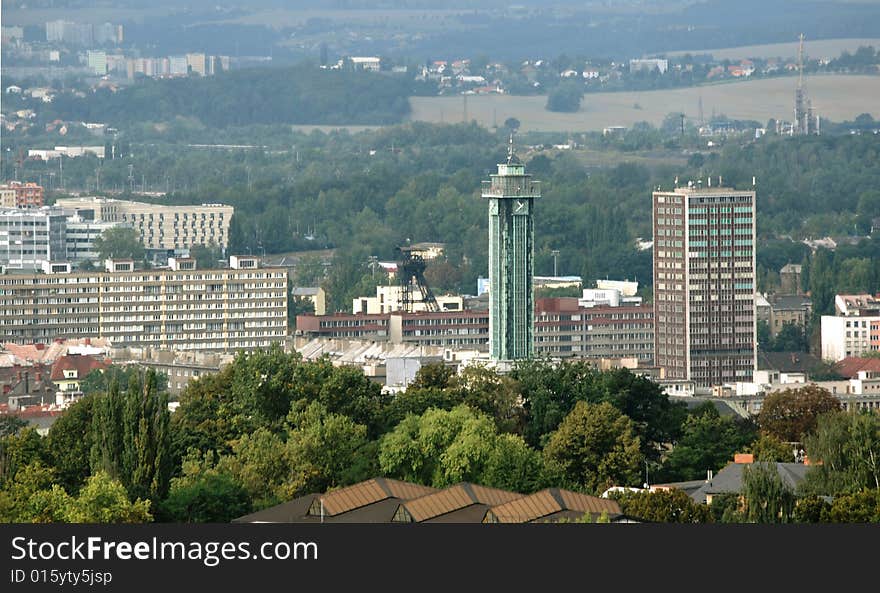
top-left (1, 0), bottom-right (880, 531)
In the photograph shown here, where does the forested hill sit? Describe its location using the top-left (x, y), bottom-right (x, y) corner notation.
top-left (44, 66), bottom-right (430, 127)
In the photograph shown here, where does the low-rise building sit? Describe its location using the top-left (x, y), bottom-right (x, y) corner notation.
top-left (0, 182), bottom-right (44, 208)
top-left (767, 294), bottom-right (811, 336)
top-left (352, 285), bottom-right (463, 315)
top-left (291, 287), bottom-right (326, 316)
top-left (108, 346), bottom-right (235, 395)
top-left (49, 353), bottom-right (108, 395)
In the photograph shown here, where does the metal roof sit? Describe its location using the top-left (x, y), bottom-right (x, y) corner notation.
top-left (487, 489), bottom-right (621, 523)
top-left (403, 482), bottom-right (522, 522)
top-left (319, 478), bottom-right (436, 516)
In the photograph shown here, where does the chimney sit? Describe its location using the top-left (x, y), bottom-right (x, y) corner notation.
top-left (706, 469), bottom-right (713, 482)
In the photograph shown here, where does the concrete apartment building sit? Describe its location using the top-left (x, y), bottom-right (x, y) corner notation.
top-left (296, 297), bottom-right (654, 362)
top-left (821, 294), bottom-right (880, 361)
top-left (0, 207), bottom-right (67, 270)
top-left (0, 256), bottom-right (287, 351)
top-left (535, 298), bottom-right (654, 362)
top-left (297, 310), bottom-right (490, 349)
top-left (54, 197), bottom-right (233, 252)
top-left (653, 183), bottom-right (757, 387)
top-left (64, 215), bottom-right (125, 263)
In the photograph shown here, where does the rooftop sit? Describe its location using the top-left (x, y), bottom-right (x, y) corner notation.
top-left (690, 462), bottom-right (810, 504)
top-left (234, 479), bottom-right (625, 524)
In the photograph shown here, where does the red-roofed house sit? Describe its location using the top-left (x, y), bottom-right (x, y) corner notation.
top-left (835, 356), bottom-right (880, 379)
top-left (50, 354), bottom-right (109, 395)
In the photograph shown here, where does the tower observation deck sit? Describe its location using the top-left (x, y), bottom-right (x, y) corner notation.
top-left (482, 141), bottom-right (541, 361)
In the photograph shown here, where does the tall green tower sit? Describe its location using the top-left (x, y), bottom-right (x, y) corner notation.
top-left (482, 141), bottom-right (541, 361)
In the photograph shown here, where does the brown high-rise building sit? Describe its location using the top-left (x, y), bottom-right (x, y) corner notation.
top-left (652, 183), bottom-right (757, 387)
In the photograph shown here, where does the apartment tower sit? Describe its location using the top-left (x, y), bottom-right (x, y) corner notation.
top-left (653, 182), bottom-right (757, 387)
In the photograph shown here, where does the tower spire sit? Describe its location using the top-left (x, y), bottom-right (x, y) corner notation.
top-left (797, 33), bottom-right (805, 90)
top-left (507, 134), bottom-right (514, 164)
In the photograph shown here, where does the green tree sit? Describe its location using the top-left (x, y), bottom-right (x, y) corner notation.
top-left (661, 404), bottom-right (757, 482)
top-left (515, 361), bottom-right (684, 459)
top-left (792, 495), bottom-right (831, 523)
top-left (410, 362), bottom-right (455, 390)
top-left (800, 411), bottom-right (880, 495)
top-left (757, 385), bottom-right (841, 443)
top-left (80, 365), bottom-right (168, 397)
top-left (503, 117), bottom-right (521, 132)
top-left (546, 81), bottom-right (583, 112)
top-left (769, 322), bottom-right (809, 352)
top-left (481, 433), bottom-right (545, 493)
top-left (46, 395), bottom-right (95, 492)
top-left (0, 427), bottom-right (46, 488)
top-left (378, 405), bottom-right (541, 490)
top-left (746, 434), bottom-right (795, 462)
top-left (189, 243), bottom-right (223, 269)
top-left (0, 461), bottom-right (70, 523)
top-left (741, 462), bottom-right (796, 523)
top-left (0, 416), bottom-right (27, 438)
top-left (824, 489), bottom-right (880, 522)
top-left (89, 370), bottom-right (172, 501)
top-left (379, 405), bottom-right (499, 487)
top-left (448, 364), bottom-right (523, 433)
top-left (93, 226), bottom-right (145, 262)
top-left (542, 401), bottom-right (643, 494)
top-left (757, 320), bottom-right (772, 351)
top-left (65, 471), bottom-right (153, 523)
top-left (219, 428), bottom-right (290, 509)
top-left (613, 488), bottom-right (713, 523)
top-left (281, 400), bottom-right (375, 498)
top-left (159, 470), bottom-right (251, 523)
top-left (809, 360), bottom-right (844, 381)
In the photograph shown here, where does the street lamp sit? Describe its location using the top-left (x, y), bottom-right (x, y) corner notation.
top-left (551, 249), bottom-right (560, 277)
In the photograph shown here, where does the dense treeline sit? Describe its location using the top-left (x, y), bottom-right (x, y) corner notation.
top-left (2, 350), bottom-right (877, 523)
top-left (11, 122), bottom-right (880, 309)
top-left (42, 65), bottom-right (431, 127)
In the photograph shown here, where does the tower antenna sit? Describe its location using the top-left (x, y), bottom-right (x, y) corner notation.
top-left (507, 134), bottom-right (514, 164)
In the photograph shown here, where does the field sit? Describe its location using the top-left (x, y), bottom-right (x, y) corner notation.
top-left (408, 74), bottom-right (880, 133)
top-left (666, 37), bottom-right (880, 61)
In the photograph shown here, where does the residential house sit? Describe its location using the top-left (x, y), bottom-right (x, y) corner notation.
top-left (50, 354), bottom-right (109, 396)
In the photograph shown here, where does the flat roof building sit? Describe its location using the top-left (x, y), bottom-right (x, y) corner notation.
top-left (55, 197), bottom-right (233, 252)
top-left (0, 207), bottom-right (67, 270)
top-left (0, 256), bottom-right (287, 351)
top-left (653, 184), bottom-right (757, 387)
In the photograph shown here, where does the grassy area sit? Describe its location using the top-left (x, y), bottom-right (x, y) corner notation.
top-left (666, 37), bottom-right (880, 61)
top-left (566, 148), bottom-right (689, 170)
top-left (408, 74), bottom-right (880, 132)
top-left (207, 8), bottom-right (472, 30)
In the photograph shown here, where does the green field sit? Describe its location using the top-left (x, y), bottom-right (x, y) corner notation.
top-left (666, 37), bottom-right (880, 61)
top-left (408, 74), bottom-right (880, 132)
